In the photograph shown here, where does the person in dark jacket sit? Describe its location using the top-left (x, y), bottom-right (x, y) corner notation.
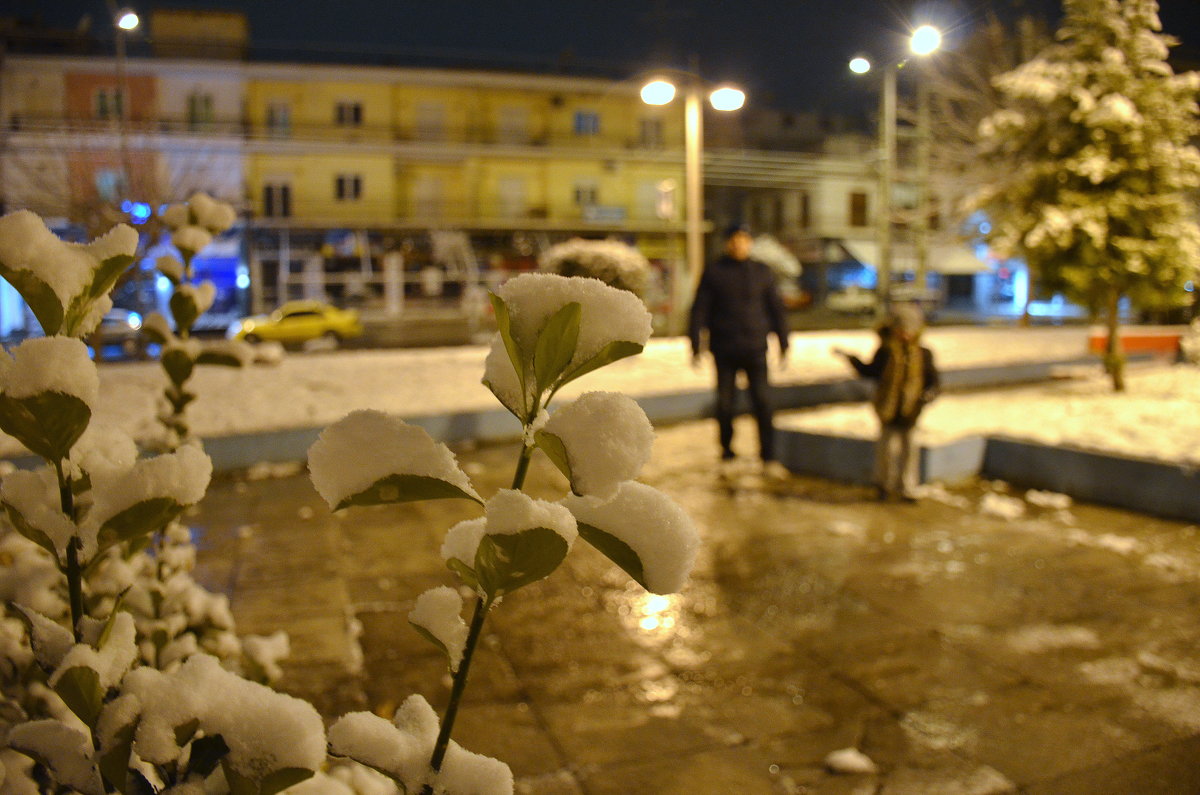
top-left (688, 224), bottom-right (790, 474)
top-left (838, 304), bottom-right (939, 500)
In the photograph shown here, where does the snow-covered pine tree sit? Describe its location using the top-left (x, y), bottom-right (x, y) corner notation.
top-left (970, 0), bottom-right (1200, 390)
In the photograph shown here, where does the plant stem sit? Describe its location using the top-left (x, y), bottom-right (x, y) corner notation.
top-left (54, 459), bottom-right (84, 641)
top-left (423, 596), bottom-right (490, 793)
top-left (511, 444), bottom-right (534, 490)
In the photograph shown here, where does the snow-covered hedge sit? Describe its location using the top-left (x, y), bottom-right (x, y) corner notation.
top-left (537, 238), bottom-right (652, 297)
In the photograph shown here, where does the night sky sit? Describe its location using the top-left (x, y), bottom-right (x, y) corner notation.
top-left (7, 0), bottom-right (1200, 113)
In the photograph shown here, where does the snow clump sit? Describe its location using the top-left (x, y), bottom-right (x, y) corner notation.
top-left (171, 226), bottom-right (213, 257)
top-left (484, 489), bottom-right (577, 547)
top-left (495, 272), bottom-right (652, 370)
top-left (409, 586), bottom-right (469, 671)
top-left (121, 653), bottom-right (325, 776)
top-left (824, 747), bottom-right (878, 775)
top-left (328, 694), bottom-right (513, 795)
top-left (542, 391), bottom-right (654, 498)
top-left (308, 410), bottom-right (480, 508)
top-left (979, 492), bottom-right (1026, 520)
top-left (0, 336), bottom-right (99, 408)
top-left (441, 518), bottom-right (486, 568)
top-left (537, 238), bottom-right (651, 296)
top-left (562, 481), bottom-right (699, 594)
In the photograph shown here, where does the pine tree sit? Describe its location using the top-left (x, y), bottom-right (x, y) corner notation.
top-left (971, 0), bottom-right (1200, 390)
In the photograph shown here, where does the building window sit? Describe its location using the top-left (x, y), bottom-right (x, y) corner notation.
top-left (573, 110), bottom-right (600, 136)
top-left (264, 182), bottom-right (292, 217)
top-left (266, 102), bottom-right (291, 137)
top-left (415, 102), bottom-right (447, 140)
top-left (95, 88), bottom-right (124, 120)
top-left (335, 174), bottom-right (363, 201)
top-left (573, 179), bottom-right (599, 207)
top-left (498, 105), bottom-right (529, 144)
top-left (638, 117), bottom-right (663, 148)
top-left (335, 101), bottom-right (363, 127)
top-left (497, 176), bottom-right (526, 217)
top-left (187, 91), bottom-right (214, 129)
top-left (849, 191), bottom-right (869, 227)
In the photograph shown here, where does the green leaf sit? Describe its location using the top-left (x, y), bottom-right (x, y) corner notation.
top-left (475, 527), bottom-right (568, 598)
top-left (0, 269), bottom-right (64, 336)
top-left (162, 347), bottom-right (195, 386)
top-left (2, 500), bottom-right (61, 560)
top-left (62, 253), bottom-right (136, 336)
top-left (0, 391), bottom-right (92, 462)
top-left (446, 558), bottom-right (480, 591)
top-left (174, 717), bottom-right (200, 747)
top-left (187, 733), bottom-right (229, 778)
top-left (54, 665), bottom-right (103, 727)
top-left (334, 474), bottom-right (481, 511)
top-left (577, 522), bottom-right (648, 591)
top-left (196, 350), bottom-right (246, 367)
top-left (489, 293), bottom-right (525, 393)
top-left (98, 715), bottom-right (137, 793)
top-left (533, 302), bottom-right (581, 393)
top-left (410, 621), bottom-right (451, 665)
top-left (169, 290), bottom-right (200, 334)
top-left (96, 591), bottom-right (127, 649)
top-left (95, 497), bottom-right (184, 556)
top-left (559, 340), bottom-right (644, 387)
top-left (141, 325), bottom-right (168, 345)
top-left (534, 430), bottom-right (572, 484)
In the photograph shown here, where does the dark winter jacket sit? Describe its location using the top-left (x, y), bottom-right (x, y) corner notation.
top-left (849, 339), bottom-right (940, 427)
top-left (688, 255), bottom-right (789, 356)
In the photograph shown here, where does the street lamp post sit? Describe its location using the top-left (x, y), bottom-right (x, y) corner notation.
top-left (640, 70), bottom-right (745, 333)
top-left (106, 3), bottom-right (140, 200)
top-left (851, 24), bottom-right (941, 313)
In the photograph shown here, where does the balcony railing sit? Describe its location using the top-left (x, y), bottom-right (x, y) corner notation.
top-left (4, 113), bottom-right (678, 152)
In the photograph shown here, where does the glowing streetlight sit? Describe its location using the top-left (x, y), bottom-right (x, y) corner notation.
top-left (708, 86), bottom-right (745, 112)
top-left (910, 24), bottom-right (942, 56)
top-left (116, 9), bottom-right (140, 30)
top-left (640, 71), bottom-right (746, 331)
top-left (849, 24), bottom-right (942, 312)
top-left (640, 79), bottom-right (676, 106)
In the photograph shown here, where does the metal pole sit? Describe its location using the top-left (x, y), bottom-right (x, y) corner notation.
top-left (107, 2), bottom-right (134, 198)
top-left (915, 78), bottom-right (931, 295)
top-left (876, 65), bottom-right (896, 313)
top-left (683, 77), bottom-right (703, 333)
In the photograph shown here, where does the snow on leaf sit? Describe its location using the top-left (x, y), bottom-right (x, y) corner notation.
top-left (308, 410), bottom-right (481, 510)
top-left (563, 481), bottom-right (699, 594)
top-left (541, 392), bottom-right (654, 499)
top-left (409, 586), bottom-right (468, 671)
top-left (8, 719), bottom-right (103, 795)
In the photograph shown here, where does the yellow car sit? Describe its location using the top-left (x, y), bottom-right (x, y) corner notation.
top-left (227, 300), bottom-right (363, 346)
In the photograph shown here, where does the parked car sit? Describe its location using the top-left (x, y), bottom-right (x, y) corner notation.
top-left (826, 286), bottom-right (878, 314)
top-left (93, 307), bottom-right (149, 360)
top-left (227, 300), bottom-right (363, 346)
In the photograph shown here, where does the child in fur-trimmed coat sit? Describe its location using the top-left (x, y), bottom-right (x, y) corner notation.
top-left (837, 304), bottom-right (939, 501)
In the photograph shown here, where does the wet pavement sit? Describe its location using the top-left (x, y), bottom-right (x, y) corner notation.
top-left (189, 417), bottom-right (1200, 794)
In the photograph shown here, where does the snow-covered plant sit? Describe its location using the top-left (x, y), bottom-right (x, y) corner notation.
top-left (0, 211), bottom-right (325, 793)
top-left (537, 238), bottom-right (651, 297)
top-left (309, 273), bottom-right (701, 794)
top-left (145, 192), bottom-right (252, 449)
top-left (969, 0), bottom-right (1200, 390)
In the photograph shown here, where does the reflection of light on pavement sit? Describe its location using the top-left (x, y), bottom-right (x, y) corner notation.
top-left (635, 593), bottom-right (679, 634)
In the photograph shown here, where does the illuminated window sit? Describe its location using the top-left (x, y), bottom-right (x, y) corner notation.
top-left (573, 110), bottom-right (600, 136)
top-left (95, 169), bottom-right (126, 200)
top-left (415, 102), bottom-right (446, 140)
top-left (335, 101), bottom-right (363, 126)
top-left (335, 174), bottom-right (362, 201)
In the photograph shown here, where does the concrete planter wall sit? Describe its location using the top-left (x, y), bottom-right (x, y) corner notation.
top-left (776, 427), bottom-right (1200, 523)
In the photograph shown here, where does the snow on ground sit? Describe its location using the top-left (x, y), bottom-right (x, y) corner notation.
top-left (0, 327), bottom-right (1095, 459)
top-left (779, 364), bottom-right (1200, 466)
